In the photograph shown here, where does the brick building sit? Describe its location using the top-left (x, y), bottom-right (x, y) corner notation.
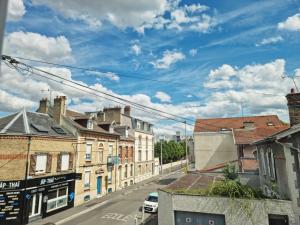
top-left (0, 109), bottom-right (77, 225)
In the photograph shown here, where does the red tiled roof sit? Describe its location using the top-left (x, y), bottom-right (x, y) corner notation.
top-left (233, 126), bottom-right (289, 145)
top-left (194, 115), bottom-right (287, 132)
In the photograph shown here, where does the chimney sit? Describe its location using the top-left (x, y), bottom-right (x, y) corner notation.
top-left (124, 105), bottom-right (131, 116)
top-left (286, 88), bottom-right (300, 126)
top-left (37, 97), bottom-right (48, 114)
top-left (53, 96), bottom-right (67, 125)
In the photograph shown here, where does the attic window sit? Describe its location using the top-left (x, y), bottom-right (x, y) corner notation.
top-left (267, 122), bottom-right (274, 126)
top-left (31, 123), bottom-right (48, 133)
top-left (220, 128), bottom-right (230, 131)
top-left (87, 120), bottom-right (93, 130)
top-left (52, 126), bottom-right (66, 135)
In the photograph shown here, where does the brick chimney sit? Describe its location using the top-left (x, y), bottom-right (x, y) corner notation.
top-left (37, 97), bottom-right (48, 114)
top-left (53, 96), bottom-right (67, 125)
top-left (286, 88), bottom-right (300, 126)
top-left (124, 105), bottom-right (131, 116)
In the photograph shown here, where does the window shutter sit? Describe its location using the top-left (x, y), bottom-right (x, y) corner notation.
top-left (57, 153), bottom-right (61, 172)
top-left (46, 154), bottom-right (52, 173)
top-left (69, 153), bottom-right (74, 170)
top-left (29, 154), bottom-right (36, 175)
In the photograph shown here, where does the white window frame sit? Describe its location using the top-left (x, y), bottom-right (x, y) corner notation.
top-left (61, 153), bottom-right (69, 171)
top-left (108, 170), bottom-right (112, 184)
top-left (84, 171), bottom-right (91, 189)
top-left (47, 187), bottom-right (68, 212)
top-left (86, 144), bottom-right (92, 161)
top-left (36, 154), bottom-right (47, 174)
top-left (108, 144), bottom-right (113, 156)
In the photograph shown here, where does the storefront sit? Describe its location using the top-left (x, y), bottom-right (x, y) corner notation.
top-left (0, 173), bottom-right (80, 225)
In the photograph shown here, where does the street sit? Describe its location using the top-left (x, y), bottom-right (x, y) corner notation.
top-left (37, 170), bottom-right (184, 225)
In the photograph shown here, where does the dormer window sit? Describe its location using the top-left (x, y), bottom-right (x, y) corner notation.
top-left (267, 122), bottom-right (274, 126)
top-left (125, 129), bottom-right (128, 138)
top-left (137, 121), bottom-right (141, 129)
top-left (87, 119), bottom-right (93, 130)
top-left (109, 125), bottom-right (114, 133)
top-left (220, 128), bottom-right (230, 131)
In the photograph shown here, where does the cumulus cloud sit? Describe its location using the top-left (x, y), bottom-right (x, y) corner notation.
top-left (278, 13), bottom-right (300, 31)
top-left (131, 44), bottom-right (141, 55)
top-left (151, 50), bottom-right (185, 69)
top-left (7, 0), bottom-right (25, 21)
top-left (256, 35), bottom-right (283, 46)
top-left (3, 31), bottom-right (73, 62)
top-left (31, 0), bottom-right (168, 30)
top-left (208, 64), bottom-right (236, 80)
top-left (155, 91), bottom-right (171, 103)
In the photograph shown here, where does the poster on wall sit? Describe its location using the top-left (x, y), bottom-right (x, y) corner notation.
top-left (175, 211), bottom-right (226, 225)
top-left (0, 191), bottom-right (22, 225)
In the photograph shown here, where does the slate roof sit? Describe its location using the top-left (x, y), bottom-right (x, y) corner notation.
top-left (0, 109), bottom-right (74, 138)
top-left (194, 115), bottom-right (286, 132)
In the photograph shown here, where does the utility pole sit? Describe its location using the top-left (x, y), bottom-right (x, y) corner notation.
top-left (185, 121), bottom-right (189, 170)
top-left (160, 139), bottom-right (163, 175)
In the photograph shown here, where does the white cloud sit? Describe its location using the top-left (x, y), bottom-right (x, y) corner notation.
top-left (256, 35), bottom-right (283, 46)
top-left (131, 44), bottom-right (141, 55)
top-left (184, 4), bottom-right (209, 13)
top-left (3, 31), bottom-right (73, 62)
top-left (151, 50), bottom-right (185, 69)
top-left (31, 0), bottom-right (169, 30)
top-left (190, 14), bottom-right (217, 33)
top-left (186, 94), bottom-right (193, 98)
top-left (7, 0), bottom-right (25, 21)
top-left (155, 91), bottom-right (171, 103)
top-left (208, 64), bottom-right (236, 80)
top-left (278, 13), bottom-right (300, 31)
top-left (189, 48), bottom-right (197, 56)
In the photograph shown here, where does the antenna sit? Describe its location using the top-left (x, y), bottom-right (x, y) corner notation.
top-left (41, 89), bottom-right (61, 106)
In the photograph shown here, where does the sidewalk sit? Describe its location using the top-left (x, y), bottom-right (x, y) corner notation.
top-left (29, 168), bottom-right (184, 225)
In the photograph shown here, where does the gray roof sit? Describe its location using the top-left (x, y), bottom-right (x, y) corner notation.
top-left (0, 109), bottom-right (74, 138)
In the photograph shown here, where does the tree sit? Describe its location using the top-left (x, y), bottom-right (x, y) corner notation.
top-left (154, 140), bottom-right (186, 164)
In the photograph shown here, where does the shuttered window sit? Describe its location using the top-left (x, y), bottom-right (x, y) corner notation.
top-left (36, 154), bottom-right (47, 173)
top-left (86, 144), bottom-right (92, 160)
top-left (61, 154), bottom-right (69, 171)
top-left (84, 171), bottom-right (91, 189)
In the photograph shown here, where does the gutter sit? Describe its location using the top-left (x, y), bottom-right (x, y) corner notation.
top-left (275, 140), bottom-right (300, 153)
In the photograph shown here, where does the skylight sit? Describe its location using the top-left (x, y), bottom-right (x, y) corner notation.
top-left (31, 123), bottom-right (48, 133)
top-left (52, 126), bottom-right (67, 135)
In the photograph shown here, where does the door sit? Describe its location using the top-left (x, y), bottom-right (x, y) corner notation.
top-left (97, 176), bottom-right (102, 195)
top-left (28, 193), bottom-right (42, 218)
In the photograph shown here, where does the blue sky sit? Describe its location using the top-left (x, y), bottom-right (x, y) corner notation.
top-left (1, 0), bottom-right (300, 135)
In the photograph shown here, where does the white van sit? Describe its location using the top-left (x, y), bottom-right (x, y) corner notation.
top-left (143, 192), bottom-right (158, 213)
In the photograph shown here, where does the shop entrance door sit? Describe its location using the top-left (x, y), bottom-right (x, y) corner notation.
top-left (28, 193), bottom-right (42, 218)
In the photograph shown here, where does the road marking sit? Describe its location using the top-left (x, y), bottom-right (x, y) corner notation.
top-left (55, 200), bottom-right (109, 225)
top-left (101, 213), bottom-right (138, 222)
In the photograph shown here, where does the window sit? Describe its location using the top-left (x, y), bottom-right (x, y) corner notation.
top-left (260, 149), bottom-right (266, 175)
top-left (138, 135), bottom-right (142, 148)
top-left (87, 119), bottom-right (93, 129)
top-left (47, 187), bottom-right (68, 212)
top-left (61, 153), bottom-right (69, 171)
top-left (84, 171), bottom-right (91, 189)
top-left (98, 143), bottom-right (104, 163)
top-left (146, 150), bottom-right (148, 161)
top-left (137, 121), bottom-right (141, 129)
top-left (267, 148), bottom-right (276, 179)
top-left (138, 150), bottom-right (142, 161)
top-left (86, 144), bottom-right (92, 161)
top-left (146, 164), bottom-right (148, 173)
top-left (125, 146), bottom-right (128, 158)
top-left (124, 165), bottom-right (128, 178)
top-left (107, 170), bottom-right (112, 184)
top-left (108, 145), bottom-right (113, 156)
top-left (138, 165), bottom-right (142, 175)
top-left (146, 137), bottom-right (148, 150)
top-left (118, 146), bottom-right (122, 159)
top-left (130, 164), bottom-right (133, 176)
top-left (36, 154), bottom-right (47, 173)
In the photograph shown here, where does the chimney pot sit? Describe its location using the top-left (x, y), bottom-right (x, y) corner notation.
top-left (291, 88), bottom-right (295, 94)
top-left (37, 97), bottom-right (49, 114)
top-left (286, 92), bottom-right (300, 126)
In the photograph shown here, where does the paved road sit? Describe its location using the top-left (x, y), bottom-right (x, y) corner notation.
top-left (58, 171), bottom-right (184, 225)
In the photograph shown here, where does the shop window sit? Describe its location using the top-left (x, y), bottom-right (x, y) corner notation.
top-left (47, 187), bottom-right (68, 212)
top-left (61, 153), bottom-right (70, 171)
top-left (86, 144), bottom-right (92, 161)
top-left (84, 171), bottom-right (91, 189)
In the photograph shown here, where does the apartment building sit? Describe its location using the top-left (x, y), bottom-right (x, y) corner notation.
top-left (89, 106), bottom-right (155, 183)
top-left (37, 96), bottom-right (120, 206)
top-left (0, 109), bottom-right (77, 225)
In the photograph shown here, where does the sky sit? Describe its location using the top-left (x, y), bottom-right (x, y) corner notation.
top-left (1, 0), bottom-right (300, 136)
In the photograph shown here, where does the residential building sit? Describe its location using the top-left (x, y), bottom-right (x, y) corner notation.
top-left (90, 106), bottom-right (155, 183)
top-left (254, 89), bottom-right (300, 224)
top-left (0, 109), bottom-right (77, 225)
top-left (158, 172), bottom-right (296, 225)
top-left (194, 115), bottom-right (287, 172)
top-left (37, 96), bottom-right (120, 206)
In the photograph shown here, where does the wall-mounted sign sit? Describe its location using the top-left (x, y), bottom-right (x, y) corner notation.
top-left (0, 181), bottom-right (24, 191)
top-left (175, 211), bottom-right (226, 225)
top-left (0, 191), bottom-right (22, 225)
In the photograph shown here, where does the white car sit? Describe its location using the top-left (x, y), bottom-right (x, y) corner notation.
top-left (143, 192), bottom-right (158, 213)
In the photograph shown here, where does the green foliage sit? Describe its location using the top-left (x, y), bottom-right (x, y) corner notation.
top-left (222, 164), bottom-right (239, 181)
top-left (154, 140), bottom-right (187, 164)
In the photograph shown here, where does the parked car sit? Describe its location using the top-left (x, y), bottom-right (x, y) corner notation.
top-left (143, 192), bottom-right (158, 213)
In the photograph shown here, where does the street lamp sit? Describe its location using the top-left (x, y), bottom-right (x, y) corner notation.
top-left (159, 135), bottom-right (165, 175)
